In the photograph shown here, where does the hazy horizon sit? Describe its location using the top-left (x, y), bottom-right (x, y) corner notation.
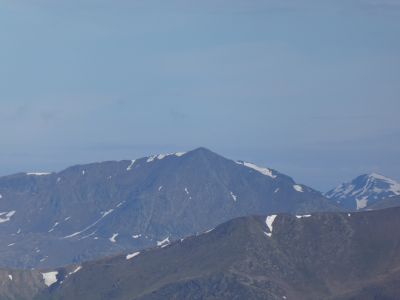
top-left (1, 0), bottom-right (399, 191)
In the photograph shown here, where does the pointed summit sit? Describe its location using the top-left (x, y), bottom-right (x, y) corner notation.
top-left (325, 173), bottom-right (400, 210)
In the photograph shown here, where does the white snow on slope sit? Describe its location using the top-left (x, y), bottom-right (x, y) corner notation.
top-left (26, 172), bottom-right (51, 176)
top-left (236, 161), bottom-right (277, 178)
top-left (126, 160), bottom-right (136, 171)
top-left (146, 152), bottom-right (186, 163)
top-left (126, 252), bottom-right (140, 260)
top-left (0, 211), bottom-right (16, 223)
top-left (109, 233), bottom-right (119, 243)
top-left (48, 221), bottom-right (59, 233)
top-left (184, 187), bottom-right (189, 195)
top-left (230, 191), bottom-right (237, 202)
top-left (63, 208), bottom-right (115, 239)
top-left (265, 215), bottom-right (277, 237)
top-left (370, 173), bottom-right (400, 194)
top-left (293, 185), bottom-right (304, 192)
top-left (69, 266), bottom-right (82, 275)
top-left (8, 274), bottom-right (12, 280)
top-left (356, 197), bottom-right (368, 210)
top-left (296, 214), bottom-right (311, 219)
top-left (132, 234), bottom-right (141, 239)
top-left (157, 237), bottom-right (170, 246)
top-left (42, 271), bottom-right (58, 287)
top-left (102, 209), bottom-right (114, 217)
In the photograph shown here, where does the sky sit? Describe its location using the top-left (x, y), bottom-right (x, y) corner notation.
top-left (1, 0), bottom-right (399, 191)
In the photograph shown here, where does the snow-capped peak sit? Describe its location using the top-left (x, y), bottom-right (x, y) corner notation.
top-left (325, 173), bottom-right (400, 210)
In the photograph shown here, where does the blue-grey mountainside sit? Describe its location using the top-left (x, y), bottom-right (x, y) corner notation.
top-left (325, 173), bottom-right (400, 210)
top-left (1, 207), bottom-right (400, 300)
top-left (0, 147), bottom-right (337, 268)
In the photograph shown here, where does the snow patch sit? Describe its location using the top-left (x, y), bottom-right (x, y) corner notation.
top-left (126, 252), bottom-right (140, 260)
top-left (265, 215), bottom-right (277, 237)
top-left (69, 266), bottom-right (82, 275)
top-left (48, 222), bottom-right (59, 233)
top-left (296, 214), bottom-right (311, 219)
top-left (236, 161), bottom-right (277, 178)
top-left (0, 211), bottom-right (16, 223)
top-left (356, 197), bottom-right (368, 210)
top-left (63, 209), bottom-right (115, 239)
top-left (26, 172), bottom-right (51, 176)
top-left (146, 152), bottom-right (186, 162)
top-left (8, 274), bottom-right (12, 280)
top-left (293, 185), bottom-right (304, 192)
top-left (274, 188), bottom-right (279, 193)
top-left (158, 186), bottom-right (163, 191)
top-left (126, 160), bottom-right (135, 171)
top-left (132, 234), bottom-right (142, 239)
top-left (230, 191), bottom-right (237, 202)
top-left (42, 271), bottom-right (58, 287)
top-left (184, 187), bottom-right (189, 195)
top-left (157, 237), bottom-right (170, 246)
top-left (102, 209), bottom-right (114, 217)
top-left (109, 233), bottom-right (119, 243)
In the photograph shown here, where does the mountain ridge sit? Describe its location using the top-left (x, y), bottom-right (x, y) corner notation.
top-left (0, 147), bottom-right (337, 269)
top-left (0, 207), bottom-right (395, 300)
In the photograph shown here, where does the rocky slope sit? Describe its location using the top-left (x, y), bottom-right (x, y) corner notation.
top-left (0, 147), bottom-right (336, 268)
top-left (26, 207), bottom-right (400, 300)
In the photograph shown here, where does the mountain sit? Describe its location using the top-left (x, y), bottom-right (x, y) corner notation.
top-left (1, 207), bottom-right (399, 300)
top-left (325, 173), bottom-right (400, 210)
top-left (0, 147), bottom-right (337, 269)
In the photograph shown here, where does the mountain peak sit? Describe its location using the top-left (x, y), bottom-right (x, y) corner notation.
top-left (326, 173), bottom-right (400, 210)
top-left (188, 147), bottom-right (216, 155)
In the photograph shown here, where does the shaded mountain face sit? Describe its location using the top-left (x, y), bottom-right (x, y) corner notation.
top-left (21, 207), bottom-right (400, 300)
top-left (0, 147), bottom-right (336, 269)
top-left (325, 173), bottom-right (400, 210)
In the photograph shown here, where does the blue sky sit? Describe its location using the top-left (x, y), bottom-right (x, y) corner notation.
top-left (1, 0), bottom-right (399, 191)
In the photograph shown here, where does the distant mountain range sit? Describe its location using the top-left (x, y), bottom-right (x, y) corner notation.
top-left (325, 173), bottom-right (400, 210)
top-left (0, 147), bottom-right (337, 269)
top-left (1, 207), bottom-right (400, 300)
